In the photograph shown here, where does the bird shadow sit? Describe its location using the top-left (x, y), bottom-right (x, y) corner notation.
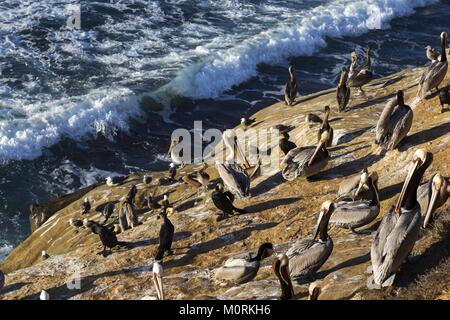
top-left (162, 222), bottom-right (278, 270)
top-left (175, 198), bottom-right (203, 212)
top-left (314, 152), bottom-right (384, 181)
top-left (243, 197), bottom-right (301, 213)
top-left (94, 200), bottom-right (119, 213)
top-left (399, 121), bottom-right (450, 151)
top-left (19, 267), bottom-right (145, 300)
top-left (316, 252), bottom-right (371, 280)
top-left (378, 181), bottom-right (403, 202)
top-left (348, 92), bottom-right (396, 112)
top-left (0, 282), bottom-right (30, 296)
top-left (293, 88), bottom-right (335, 106)
top-left (251, 172), bottom-right (284, 197)
top-left (393, 213), bottom-right (450, 288)
top-left (336, 126), bottom-right (373, 145)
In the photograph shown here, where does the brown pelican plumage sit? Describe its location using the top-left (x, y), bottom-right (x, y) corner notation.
top-left (273, 254), bottom-right (294, 300)
top-left (317, 106), bottom-right (333, 147)
top-left (182, 163), bottom-right (210, 190)
top-left (337, 169), bottom-right (379, 201)
top-left (347, 48), bottom-right (373, 94)
top-left (284, 65), bottom-right (297, 106)
top-left (330, 172), bottom-right (380, 233)
top-left (336, 67), bottom-right (350, 112)
top-left (214, 243), bottom-right (273, 284)
top-left (281, 131), bottom-right (330, 181)
top-left (286, 201), bottom-right (335, 279)
top-left (418, 32), bottom-right (448, 99)
top-left (215, 130), bottom-right (250, 198)
top-left (375, 90), bottom-right (413, 151)
top-left (417, 173), bottom-right (449, 228)
top-left (370, 149), bottom-right (432, 287)
top-left (425, 45), bottom-right (439, 63)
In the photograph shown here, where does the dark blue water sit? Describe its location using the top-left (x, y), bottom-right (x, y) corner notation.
top-left (0, 0), bottom-right (449, 259)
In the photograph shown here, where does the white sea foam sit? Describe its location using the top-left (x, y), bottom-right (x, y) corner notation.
top-left (165, 0), bottom-right (438, 98)
top-left (0, 87), bottom-right (142, 161)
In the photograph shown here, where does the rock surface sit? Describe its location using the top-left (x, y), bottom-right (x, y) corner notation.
top-left (1, 65), bottom-right (449, 300)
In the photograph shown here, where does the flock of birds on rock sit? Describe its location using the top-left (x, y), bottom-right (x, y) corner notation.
top-left (1, 32), bottom-right (449, 301)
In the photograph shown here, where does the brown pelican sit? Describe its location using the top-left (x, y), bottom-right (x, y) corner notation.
top-left (286, 201), bottom-right (335, 279)
top-left (337, 169), bottom-right (379, 201)
top-left (281, 131), bottom-right (330, 181)
top-left (168, 137), bottom-right (185, 166)
top-left (214, 243), bottom-right (273, 284)
top-left (417, 173), bottom-right (449, 228)
top-left (152, 261), bottom-right (164, 300)
top-left (279, 131), bottom-right (297, 156)
top-left (375, 90), bottom-right (413, 151)
top-left (215, 130), bottom-right (251, 198)
top-left (425, 45), bottom-right (439, 62)
top-left (284, 65), bottom-right (297, 106)
top-left (336, 67), bottom-right (350, 111)
top-left (317, 106), bottom-right (333, 147)
top-left (418, 32), bottom-right (448, 99)
top-left (439, 88), bottom-right (450, 112)
top-left (347, 48), bottom-right (373, 94)
top-left (330, 172), bottom-right (380, 234)
top-left (370, 149), bottom-right (432, 287)
top-left (182, 163), bottom-right (210, 190)
top-left (272, 254), bottom-right (294, 300)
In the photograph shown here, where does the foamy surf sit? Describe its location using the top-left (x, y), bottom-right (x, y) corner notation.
top-left (165, 0), bottom-right (438, 99)
top-left (0, 87), bottom-right (142, 162)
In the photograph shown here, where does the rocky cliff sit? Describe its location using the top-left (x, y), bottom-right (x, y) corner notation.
top-left (0, 65), bottom-right (449, 300)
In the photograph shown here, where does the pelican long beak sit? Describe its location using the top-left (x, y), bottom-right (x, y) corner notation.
top-left (308, 140), bottom-right (325, 166)
top-left (395, 159), bottom-right (420, 213)
top-left (313, 209), bottom-right (326, 240)
top-left (355, 172), bottom-right (369, 197)
top-left (153, 273), bottom-right (164, 300)
top-left (355, 181), bottom-right (364, 197)
top-left (423, 186), bottom-right (438, 228)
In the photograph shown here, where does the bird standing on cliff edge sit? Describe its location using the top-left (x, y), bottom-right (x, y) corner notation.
top-left (81, 197), bottom-right (91, 215)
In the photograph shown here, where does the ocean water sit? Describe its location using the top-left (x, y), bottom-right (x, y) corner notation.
top-left (0, 0), bottom-right (449, 261)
